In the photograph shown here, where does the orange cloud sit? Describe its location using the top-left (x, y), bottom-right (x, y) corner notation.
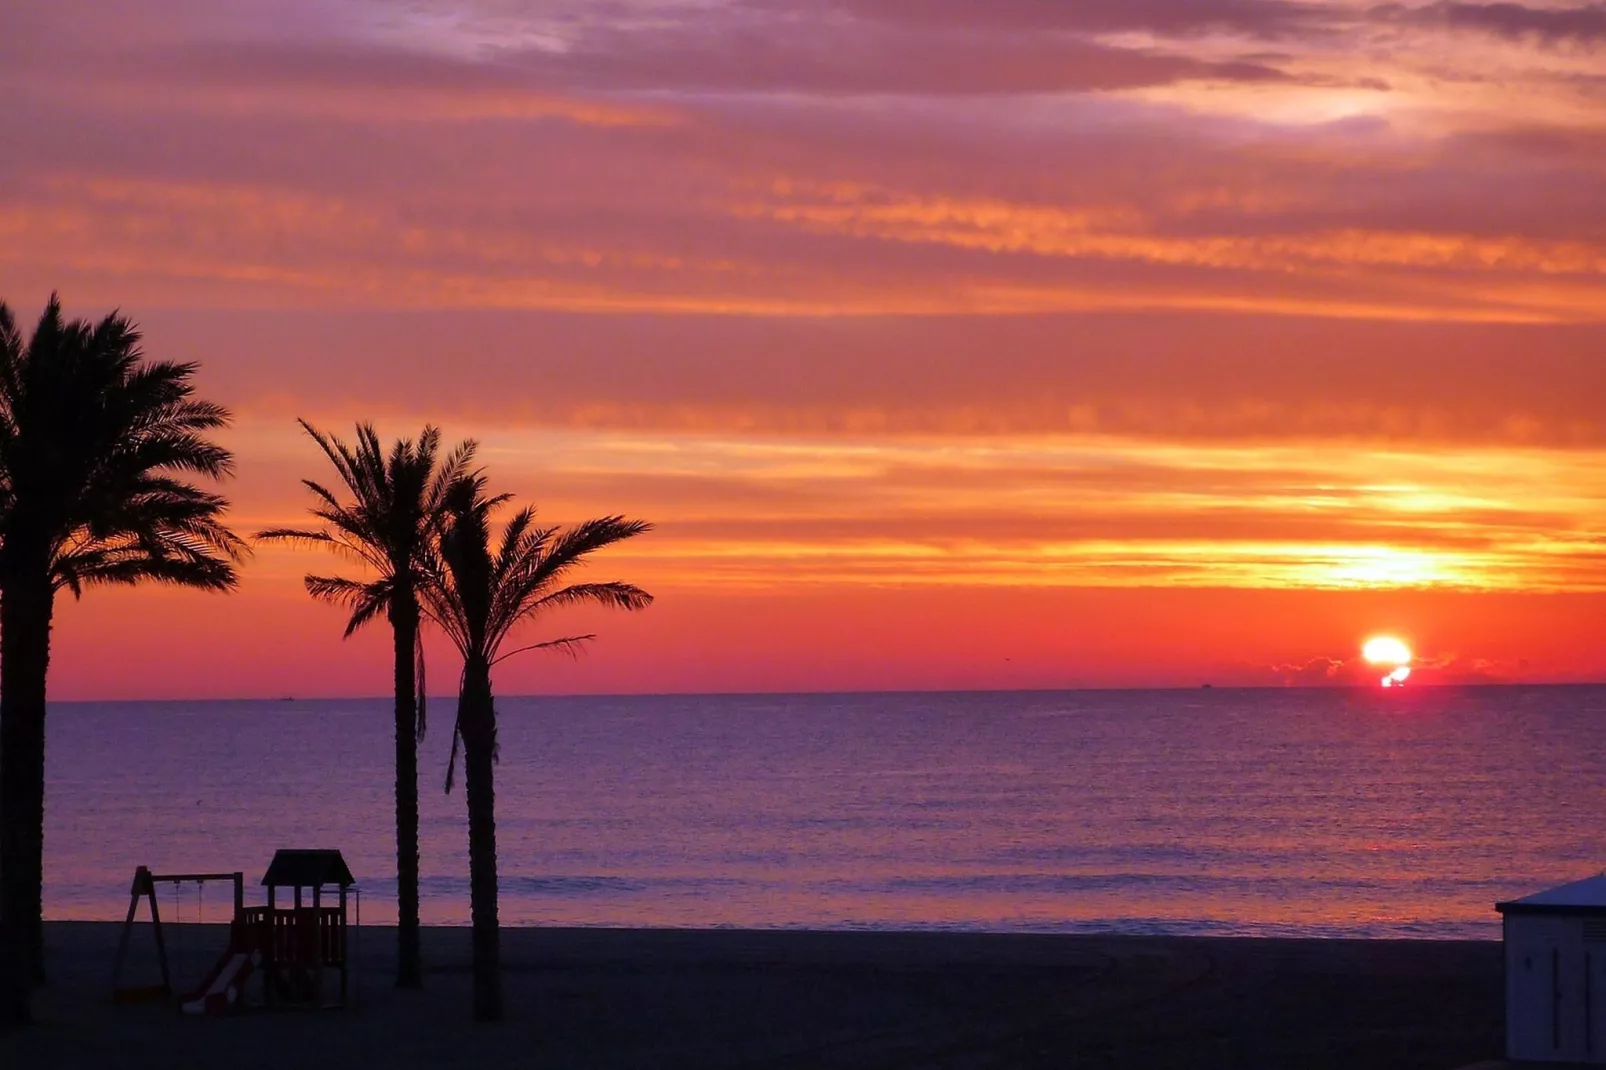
top-left (738, 182), bottom-right (1606, 320)
top-left (228, 420), bottom-right (1606, 597)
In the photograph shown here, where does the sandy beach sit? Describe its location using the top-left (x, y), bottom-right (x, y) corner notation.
top-left (2, 922), bottom-right (1501, 1069)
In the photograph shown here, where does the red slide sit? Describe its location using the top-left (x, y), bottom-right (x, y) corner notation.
top-left (181, 940), bottom-right (260, 1016)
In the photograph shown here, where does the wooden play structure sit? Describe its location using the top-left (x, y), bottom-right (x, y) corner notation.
top-left (247, 849), bottom-right (356, 1010)
top-left (111, 849), bottom-right (357, 1014)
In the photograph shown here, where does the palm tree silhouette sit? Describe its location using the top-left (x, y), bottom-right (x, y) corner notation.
top-left (258, 422), bottom-right (475, 989)
top-left (0, 296), bottom-right (244, 1024)
top-left (424, 473), bottom-right (651, 1021)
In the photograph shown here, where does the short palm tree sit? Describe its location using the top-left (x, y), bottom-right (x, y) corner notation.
top-left (0, 296), bottom-right (244, 1024)
top-left (258, 422), bottom-right (474, 989)
top-left (424, 474), bottom-right (651, 1021)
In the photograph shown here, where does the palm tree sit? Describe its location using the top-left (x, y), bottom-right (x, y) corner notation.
top-left (0, 296), bottom-right (245, 1024)
top-left (423, 474), bottom-right (651, 1021)
top-left (258, 422), bottom-right (475, 989)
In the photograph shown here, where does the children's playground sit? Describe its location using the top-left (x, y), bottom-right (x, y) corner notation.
top-left (110, 849), bottom-right (359, 1015)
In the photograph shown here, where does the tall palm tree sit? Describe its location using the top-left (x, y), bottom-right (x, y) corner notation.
top-left (0, 296), bottom-right (244, 1024)
top-left (424, 474), bottom-right (651, 1021)
top-left (258, 422), bottom-right (474, 989)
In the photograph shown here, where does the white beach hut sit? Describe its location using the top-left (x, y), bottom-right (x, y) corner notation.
top-left (1497, 874), bottom-right (1606, 1064)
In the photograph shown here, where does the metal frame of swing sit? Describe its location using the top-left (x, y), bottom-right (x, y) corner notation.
top-left (110, 865), bottom-right (245, 1004)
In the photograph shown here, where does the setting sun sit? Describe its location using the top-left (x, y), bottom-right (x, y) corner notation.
top-left (1363, 636), bottom-right (1414, 687)
top-left (1363, 637), bottom-right (1412, 666)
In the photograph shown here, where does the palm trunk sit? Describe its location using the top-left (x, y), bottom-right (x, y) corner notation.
top-left (391, 600), bottom-right (423, 988)
top-left (0, 562), bottom-right (55, 1023)
top-left (460, 658), bottom-right (502, 1022)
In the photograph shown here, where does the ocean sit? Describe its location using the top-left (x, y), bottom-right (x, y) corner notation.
top-left (42, 686), bottom-right (1606, 939)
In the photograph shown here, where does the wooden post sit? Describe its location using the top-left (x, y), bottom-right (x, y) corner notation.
top-left (111, 867), bottom-right (162, 993)
top-left (312, 884), bottom-right (323, 1008)
top-left (231, 872), bottom-right (243, 923)
top-left (338, 884), bottom-right (349, 1008)
top-left (265, 884), bottom-right (277, 1007)
top-left (147, 873), bottom-right (169, 994)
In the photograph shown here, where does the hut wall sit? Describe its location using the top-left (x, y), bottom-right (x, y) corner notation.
top-left (1506, 913), bottom-right (1606, 1064)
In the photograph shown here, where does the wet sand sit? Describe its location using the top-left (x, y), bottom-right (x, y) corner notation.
top-left (3, 922), bottom-right (1502, 1068)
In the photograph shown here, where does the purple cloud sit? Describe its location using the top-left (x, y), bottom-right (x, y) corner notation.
top-left (538, 24), bottom-right (1296, 95)
top-left (1375, 2), bottom-right (1606, 44)
top-left (773, 0), bottom-right (1331, 39)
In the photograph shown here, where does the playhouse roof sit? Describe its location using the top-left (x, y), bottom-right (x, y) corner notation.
top-left (1496, 874), bottom-right (1606, 916)
top-left (261, 849), bottom-right (354, 889)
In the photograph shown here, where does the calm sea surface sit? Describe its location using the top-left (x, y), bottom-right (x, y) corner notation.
top-left (42, 687), bottom-right (1606, 939)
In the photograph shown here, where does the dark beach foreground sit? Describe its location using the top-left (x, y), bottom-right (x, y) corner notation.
top-left (4, 922), bottom-right (1502, 1069)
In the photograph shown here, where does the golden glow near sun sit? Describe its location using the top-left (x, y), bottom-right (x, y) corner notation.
top-left (1363, 636), bottom-right (1414, 688)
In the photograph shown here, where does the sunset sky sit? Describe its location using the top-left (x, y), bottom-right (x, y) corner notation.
top-left (3, 0), bottom-right (1604, 698)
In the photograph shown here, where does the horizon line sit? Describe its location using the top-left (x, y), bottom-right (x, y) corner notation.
top-left (49, 680), bottom-right (1606, 705)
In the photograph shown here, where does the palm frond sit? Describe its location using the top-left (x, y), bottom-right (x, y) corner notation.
top-left (255, 527), bottom-right (338, 548)
top-left (532, 582), bottom-right (654, 614)
top-left (343, 590), bottom-right (390, 637)
top-left (490, 634), bottom-right (596, 667)
top-left (56, 551), bottom-right (238, 593)
top-left (443, 677), bottom-right (466, 794)
top-left (1, 298), bottom-right (245, 603)
top-left (305, 573), bottom-right (370, 603)
top-left (415, 625), bottom-right (428, 742)
top-left (270, 421), bottom-right (476, 650)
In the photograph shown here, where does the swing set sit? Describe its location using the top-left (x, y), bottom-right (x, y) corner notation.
top-left (110, 866), bottom-right (244, 1006)
top-left (110, 850), bottom-right (357, 1015)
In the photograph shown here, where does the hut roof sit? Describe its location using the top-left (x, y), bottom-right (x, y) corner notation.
top-left (1497, 874), bottom-right (1606, 916)
top-left (261, 849), bottom-right (354, 888)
